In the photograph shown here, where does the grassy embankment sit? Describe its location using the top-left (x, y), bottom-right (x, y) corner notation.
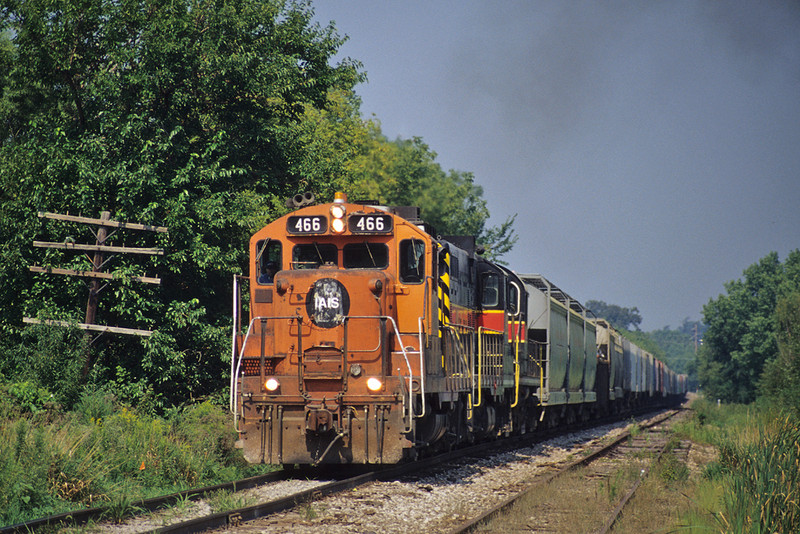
top-left (0, 387), bottom-right (272, 527)
top-left (489, 397), bottom-right (799, 533)
top-left (617, 397), bottom-right (800, 533)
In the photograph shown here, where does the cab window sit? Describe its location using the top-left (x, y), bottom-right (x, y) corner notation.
top-left (256, 239), bottom-right (282, 284)
top-left (292, 243), bottom-right (337, 269)
top-left (400, 239), bottom-right (425, 283)
top-left (343, 242), bottom-right (389, 269)
top-left (481, 272), bottom-right (501, 308)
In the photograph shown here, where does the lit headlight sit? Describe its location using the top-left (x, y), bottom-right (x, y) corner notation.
top-left (265, 378), bottom-right (280, 391)
top-left (366, 377), bottom-right (382, 392)
top-left (330, 195), bottom-right (346, 233)
top-left (330, 204), bottom-right (346, 219)
top-left (331, 217), bottom-right (345, 233)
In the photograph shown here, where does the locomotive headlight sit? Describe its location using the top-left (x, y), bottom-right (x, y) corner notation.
top-left (366, 377), bottom-right (383, 392)
top-left (330, 202), bottom-right (346, 234)
top-left (265, 378), bottom-right (280, 392)
top-left (331, 217), bottom-right (346, 233)
top-left (330, 204), bottom-right (346, 219)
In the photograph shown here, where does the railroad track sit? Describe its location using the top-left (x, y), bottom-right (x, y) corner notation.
top-left (4, 408), bottom-right (677, 534)
top-left (0, 468), bottom-right (308, 534)
top-left (450, 409), bottom-right (685, 533)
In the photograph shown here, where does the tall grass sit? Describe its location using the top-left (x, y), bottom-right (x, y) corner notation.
top-left (678, 398), bottom-right (800, 533)
top-left (0, 394), bottom-right (271, 527)
top-left (714, 415), bottom-right (800, 533)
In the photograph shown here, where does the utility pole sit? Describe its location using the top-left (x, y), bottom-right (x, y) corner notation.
top-left (26, 211), bottom-right (168, 339)
top-left (85, 211), bottom-right (110, 326)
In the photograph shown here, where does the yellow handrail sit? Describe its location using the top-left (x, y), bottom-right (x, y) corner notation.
top-left (475, 326), bottom-right (503, 409)
top-left (475, 327), bottom-right (484, 408)
top-left (510, 321), bottom-right (521, 408)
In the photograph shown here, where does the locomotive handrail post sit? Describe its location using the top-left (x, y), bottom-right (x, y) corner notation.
top-left (417, 316), bottom-right (426, 419)
top-left (230, 274), bottom-right (239, 414)
top-left (382, 315), bottom-right (416, 432)
top-left (259, 318), bottom-right (267, 383)
top-left (296, 314), bottom-right (303, 393)
top-left (476, 327), bottom-right (484, 408)
top-left (510, 320), bottom-right (522, 408)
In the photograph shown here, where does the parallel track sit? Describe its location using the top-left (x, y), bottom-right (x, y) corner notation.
top-left (449, 409), bottom-right (682, 533)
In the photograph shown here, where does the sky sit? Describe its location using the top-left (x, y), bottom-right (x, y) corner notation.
top-left (312, 1), bottom-right (800, 331)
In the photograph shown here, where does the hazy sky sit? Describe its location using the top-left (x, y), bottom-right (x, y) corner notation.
top-left (313, 1), bottom-right (800, 330)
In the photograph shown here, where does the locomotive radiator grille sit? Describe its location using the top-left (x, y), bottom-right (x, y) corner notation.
top-left (241, 358), bottom-right (275, 376)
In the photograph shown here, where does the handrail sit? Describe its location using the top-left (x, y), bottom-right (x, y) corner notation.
top-left (230, 275), bottom-right (239, 414)
top-left (475, 326), bottom-right (503, 408)
top-left (442, 323), bottom-right (474, 376)
top-left (418, 316), bottom-right (426, 419)
top-left (476, 327), bottom-right (484, 408)
top-left (384, 315), bottom-right (415, 431)
top-left (230, 312), bottom-right (423, 434)
top-left (230, 314), bottom-right (303, 432)
top-left (510, 320), bottom-right (521, 408)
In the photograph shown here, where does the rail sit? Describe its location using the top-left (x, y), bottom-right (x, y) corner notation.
top-left (449, 409), bottom-right (681, 533)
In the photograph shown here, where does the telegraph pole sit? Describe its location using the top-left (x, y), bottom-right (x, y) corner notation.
top-left (84, 211), bottom-right (110, 326)
top-left (26, 210), bottom-right (168, 339)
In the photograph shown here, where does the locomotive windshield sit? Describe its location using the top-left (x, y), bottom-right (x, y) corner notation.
top-left (343, 242), bottom-right (389, 269)
top-left (292, 243), bottom-right (337, 269)
top-left (400, 239), bottom-right (425, 283)
top-left (256, 239), bottom-right (282, 284)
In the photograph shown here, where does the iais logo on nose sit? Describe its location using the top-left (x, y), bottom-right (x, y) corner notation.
top-left (306, 278), bottom-right (350, 328)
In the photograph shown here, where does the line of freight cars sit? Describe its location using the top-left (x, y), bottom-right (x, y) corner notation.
top-left (230, 192), bottom-right (688, 465)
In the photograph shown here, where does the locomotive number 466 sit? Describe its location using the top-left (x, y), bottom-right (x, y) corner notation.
top-left (349, 214), bottom-right (393, 234)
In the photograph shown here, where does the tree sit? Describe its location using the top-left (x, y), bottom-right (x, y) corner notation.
top-left (0, 0), bottom-right (516, 410)
top-left (0, 0), bottom-right (362, 408)
top-left (760, 292), bottom-right (800, 414)
top-left (345, 129), bottom-right (518, 260)
top-left (698, 251), bottom-right (800, 404)
top-left (585, 300), bottom-right (642, 331)
top-left (647, 326), bottom-right (698, 382)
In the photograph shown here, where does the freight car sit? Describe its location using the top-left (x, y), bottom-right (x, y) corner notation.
top-left (230, 193), bottom-right (687, 465)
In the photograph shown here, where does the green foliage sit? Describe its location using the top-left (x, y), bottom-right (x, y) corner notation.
top-left (0, 0), bottom-right (512, 412)
top-left (646, 325), bottom-right (698, 379)
top-left (344, 126), bottom-right (518, 258)
top-left (6, 382), bottom-right (55, 415)
top-left (713, 415), bottom-right (800, 533)
top-left (760, 291), bottom-right (800, 415)
top-left (0, 0), bottom-right (362, 407)
top-left (0, 322), bottom-right (87, 410)
top-left (0, 402), bottom-right (268, 526)
top-left (586, 300), bottom-right (642, 331)
top-left (698, 250), bottom-right (800, 404)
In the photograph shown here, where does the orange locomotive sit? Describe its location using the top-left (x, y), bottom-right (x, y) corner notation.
top-left (229, 192), bottom-right (687, 466)
top-left (230, 192), bottom-right (500, 465)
